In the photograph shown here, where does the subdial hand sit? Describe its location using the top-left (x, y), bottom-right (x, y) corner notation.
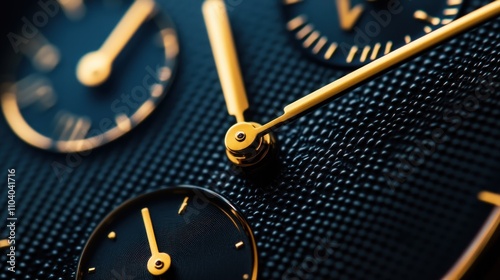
top-left (76, 0), bottom-right (156, 87)
top-left (203, 0), bottom-right (249, 123)
top-left (141, 208), bottom-right (171, 276)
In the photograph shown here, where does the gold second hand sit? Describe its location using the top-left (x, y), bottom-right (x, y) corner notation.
top-left (256, 1), bottom-right (500, 136)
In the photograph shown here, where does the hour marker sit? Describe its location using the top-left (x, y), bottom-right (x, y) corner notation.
top-left (441, 18), bottom-right (453, 25)
top-left (312, 36), bottom-right (327, 54)
top-left (158, 67), bottom-right (172, 82)
top-left (296, 24), bottom-right (313, 40)
top-left (447, 0), bottom-right (462, 5)
top-left (88, 267), bottom-right (96, 273)
top-left (108, 231), bottom-right (116, 240)
top-left (303, 31), bottom-right (320, 48)
top-left (360, 45), bottom-right (370, 63)
top-left (0, 239), bottom-right (9, 249)
top-left (243, 274), bottom-right (250, 280)
top-left (33, 44), bottom-right (61, 72)
top-left (151, 83), bottom-right (164, 98)
top-left (116, 114), bottom-right (132, 132)
top-left (58, 0), bottom-right (87, 20)
top-left (15, 76), bottom-right (57, 110)
top-left (324, 43), bottom-right (338, 59)
top-left (346, 45), bottom-right (358, 63)
top-left (444, 8), bottom-right (459, 16)
top-left (405, 35), bottom-right (411, 44)
top-left (161, 28), bottom-right (179, 59)
top-left (370, 43), bottom-right (381, 60)
top-left (384, 41), bottom-right (393, 55)
top-left (424, 26), bottom-right (432, 33)
top-left (178, 197), bottom-right (189, 215)
top-left (283, 0), bottom-right (302, 4)
top-left (478, 191), bottom-right (500, 206)
top-left (54, 113), bottom-right (91, 141)
top-left (235, 241), bottom-right (244, 249)
top-left (287, 15), bottom-right (306, 31)
top-left (413, 10), bottom-right (441, 26)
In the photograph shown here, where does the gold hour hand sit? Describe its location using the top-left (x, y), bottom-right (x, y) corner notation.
top-left (141, 208), bottom-right (171, 276)
top-left (76, 0), bottom-right (156, 87)
top-left (225, 1), bottom-right (500, 166)
top-left (203, 0), bottom-right (249, 123)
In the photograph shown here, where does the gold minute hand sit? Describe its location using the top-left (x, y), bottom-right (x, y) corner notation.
top-left (203, 0), bottom-right (249, 123)
top-left (225, 1), bottom-right (500, 160)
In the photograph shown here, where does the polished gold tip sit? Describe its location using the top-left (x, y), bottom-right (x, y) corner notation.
top-left (0, 239), bottom-right (9, 249)
top-left (225, 122), bottom-right (276, 167)
top-left (478, 191), bottom-right (500, 206)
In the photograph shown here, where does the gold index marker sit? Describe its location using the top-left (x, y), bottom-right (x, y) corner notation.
top-left (108, 231), bottom-right (117, 240)
top-left (414, 10), bottom-right (441, 25)
top-left (235, 241), bottom-right (244, 249)
top-left (178, 197), bottom-right (189, 215)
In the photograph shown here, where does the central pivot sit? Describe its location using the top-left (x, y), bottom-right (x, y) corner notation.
top-left (155, 260), bottom-right (164, 269)
top-left (225, 122), bottom-right (275, 167)
top-left (235, 131), bottom-right (246, 142)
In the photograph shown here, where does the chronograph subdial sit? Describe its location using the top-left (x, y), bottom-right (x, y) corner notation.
top-left (0, 0), bottom-right (179, 153)
top-left (76, 186), bottom-right (258, 280)
top-left (283, 0), bottom-right (464, 67)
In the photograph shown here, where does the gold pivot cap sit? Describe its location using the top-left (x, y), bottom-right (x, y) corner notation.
top-left (225, 122), bottom-right (275, 167)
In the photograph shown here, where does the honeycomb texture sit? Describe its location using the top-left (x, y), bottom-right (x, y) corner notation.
top-left (1, 0), bottom-right (500, 279)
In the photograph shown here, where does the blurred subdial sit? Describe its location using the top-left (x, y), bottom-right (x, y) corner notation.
top-left (1, 0), bottom-right (178, 152)
top-left (283, 0), bottom-right (463, 67)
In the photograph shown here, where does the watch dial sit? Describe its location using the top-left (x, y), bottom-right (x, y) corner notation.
top-left (77, 186), bottom-right (257, 280)
top-left (1, 0), bottom-right (178, 152)
top-left (0, 0), bottom-right (499, 280)
top-left (283, 0), bottom-right (463, 67)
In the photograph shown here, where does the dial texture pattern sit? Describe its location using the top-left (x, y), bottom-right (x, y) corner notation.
top-left (0, 0), bottom-right (500, 279)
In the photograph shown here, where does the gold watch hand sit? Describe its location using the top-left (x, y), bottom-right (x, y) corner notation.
top-left (336, 0), bottom-right (364, 31)
top-left (225, 1), bottom-right (500, 160)
top-left (141, 208), bottom-right (171, 276)
top-left (203, 0), bottom-right (249, 123)
top-left (76, 0), bottom-right (156, 87)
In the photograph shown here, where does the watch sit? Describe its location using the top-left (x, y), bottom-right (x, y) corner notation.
top-left (0, 0), bottom-right (499, 279)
